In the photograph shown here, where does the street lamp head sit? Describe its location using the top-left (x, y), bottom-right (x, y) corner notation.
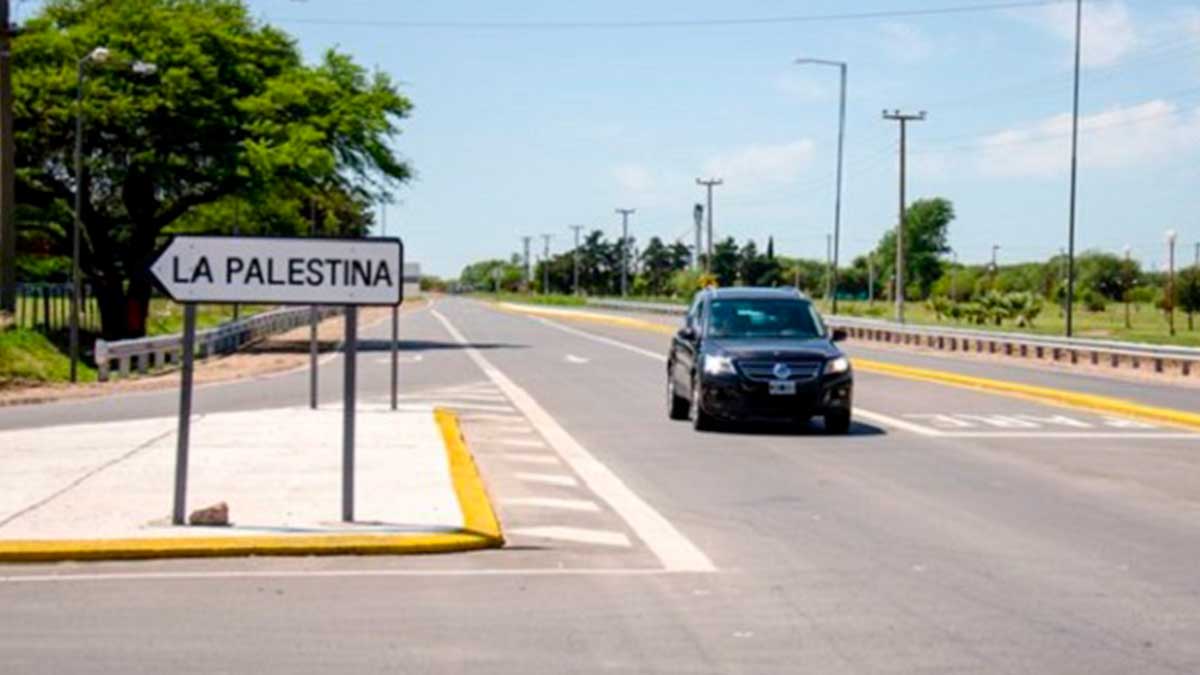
top-left (1166, 230), bottom-right (1177, 244)
top-left (88, 47), bottom-right (111, 63)
top-left (131, 61), bottom-right (158, 75)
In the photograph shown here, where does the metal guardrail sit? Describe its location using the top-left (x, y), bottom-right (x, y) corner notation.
top-left (94, 306), bottom-right (342, 382)
top-left (586, 298), bottom-right (1200, 378)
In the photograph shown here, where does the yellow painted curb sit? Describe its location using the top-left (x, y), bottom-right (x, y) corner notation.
top-left (496, 300), bottom-right (1200, 433)
top-left (0, 410), bottom-right (504, 563)
top-left (435, 407), bottom-right (505, 543)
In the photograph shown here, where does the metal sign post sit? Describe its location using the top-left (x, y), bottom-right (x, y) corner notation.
top-left (148, 234), bottom-right (404, 526)
top-left (390, 305), bottom-right (399, 410)
top-left (342, 305), bottom-right (358, 522)
top-left (309, 306), bottom-right (319, 409)
top-left (172, 304), bottom-right (197, 525)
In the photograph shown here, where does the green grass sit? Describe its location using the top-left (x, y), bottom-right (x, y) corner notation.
top-left (0, 329), bottom-right (97, 385)
top-left (473, 292), bottom-right (586, 307)
top-left (819, 299), bottom-right (1200, 348)
top-left (144, 300), bottom-right (273, 336)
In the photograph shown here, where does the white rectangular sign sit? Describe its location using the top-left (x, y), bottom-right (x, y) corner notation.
top-left (150, 235), bottom-right (404, 305)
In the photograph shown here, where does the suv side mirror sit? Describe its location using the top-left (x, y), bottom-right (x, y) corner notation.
top-left (678, 326), bottom-right (698, 342)
top-left (831, 328), bottom-right (848, 342)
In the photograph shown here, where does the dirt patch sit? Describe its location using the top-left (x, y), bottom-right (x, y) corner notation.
top-left (0, 301), bottom-right (425, 407)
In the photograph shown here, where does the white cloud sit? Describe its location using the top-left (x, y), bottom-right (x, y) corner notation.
top-left (701, 140), bottom-right (816, 188)
top-left (975, 100), bottom-right (1200, 177)
top-left (878, 22), bottom-right (934, 63)
top-left (1026, 0), bottom-right (1137, 67)
top-left (613, 164), bottom-right (656, 193)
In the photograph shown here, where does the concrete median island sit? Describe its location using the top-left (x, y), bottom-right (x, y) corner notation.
top-left (0, 406), bottom-right (502, 562)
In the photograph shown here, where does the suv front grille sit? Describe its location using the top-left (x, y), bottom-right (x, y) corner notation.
top-left (736, 359), bottom-right (823, 382)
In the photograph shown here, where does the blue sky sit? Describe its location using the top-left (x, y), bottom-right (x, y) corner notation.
top-left (251, 2), bottom-right (1197, 275)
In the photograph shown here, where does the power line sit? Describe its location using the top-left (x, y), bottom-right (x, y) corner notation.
top-left (274, 0), bottom-right (1074, 31)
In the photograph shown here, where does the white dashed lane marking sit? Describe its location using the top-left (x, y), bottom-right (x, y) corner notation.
top-left (510, 526), bottom-right (632, 547)
top-left (504, 497), bottom-right (602, 513)
top-left (498, 454), bottom-right (561, 466)
top-left (515, 472), bottom-right (580, 488)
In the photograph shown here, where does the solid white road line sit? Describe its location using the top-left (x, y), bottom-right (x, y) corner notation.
top-left (935, 431), bottom-right (1200, 440)
top-left (498, 453), bottom-right (561, 465)
top-left (509, 526), bottom-right (632, 547)
top-left (433, 308), bottom-right (716, 573)
top-left (504, 497), bottom-right (602, 513)
top-left (515, 472), bottom-right (579, 487)
top-left (853, 408), bottom-right (946, 436)
top-left (0, 568), bottom-right (709, 584)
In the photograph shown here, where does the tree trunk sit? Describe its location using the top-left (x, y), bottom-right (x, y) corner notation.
top-left (94, 278), bottom-right (128, 341)
top-left (93, 273), bottom-right (153, 340)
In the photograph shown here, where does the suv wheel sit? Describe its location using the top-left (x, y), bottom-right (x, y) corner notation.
top-left (691, 378), bottom-right (715, 431)
top-left (824, 409), bottom-right (851, 435)
top-left (667, 375), bottom-right (689, 420)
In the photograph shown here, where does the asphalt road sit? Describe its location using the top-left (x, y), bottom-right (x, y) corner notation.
top-left (4, 296), bottom-right (1200, 674)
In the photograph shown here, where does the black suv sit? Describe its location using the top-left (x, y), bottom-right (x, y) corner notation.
top-left (667, 287), bottom-right (853, 433)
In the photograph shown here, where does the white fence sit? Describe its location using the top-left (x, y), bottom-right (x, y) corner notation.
top-left (94, 306), bottom-right (342, 381)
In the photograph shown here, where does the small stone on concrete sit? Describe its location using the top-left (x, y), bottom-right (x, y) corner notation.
top-left (189, 502), bottom-right (230, 526)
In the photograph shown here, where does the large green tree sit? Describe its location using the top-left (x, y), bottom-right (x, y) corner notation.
top-left (14, 0), bottom-right (412, 338)
top-left (874, 198), bottom-right (954, 300)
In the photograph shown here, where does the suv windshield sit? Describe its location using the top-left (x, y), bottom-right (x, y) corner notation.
top-left (706, 298), bottom-right (825, 339)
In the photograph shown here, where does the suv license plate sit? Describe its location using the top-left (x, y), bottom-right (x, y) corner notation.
top-left (769, 381), bottom-right (797, 395)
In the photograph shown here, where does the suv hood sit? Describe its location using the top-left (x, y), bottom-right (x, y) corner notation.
top-left (705, 337), bottom-right (838, 359)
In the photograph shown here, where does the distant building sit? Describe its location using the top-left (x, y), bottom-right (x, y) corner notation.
top-left (404, 262), bottom-right (421, 299)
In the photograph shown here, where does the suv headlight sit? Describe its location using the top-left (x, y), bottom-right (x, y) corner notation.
top-left (703, 354), bottom-right (737, 376)
top-left (826, 356), bottom-right (850, 374)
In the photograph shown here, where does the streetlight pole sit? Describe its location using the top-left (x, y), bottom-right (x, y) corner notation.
top-left (796, 58), bottom-right (847, 313)
top-left (692, 203), bottom-right (703, 271)
top-left (569, 225), bottom-right (584, 295)
top-left (615, 208), bottom-right (635, 297)
top-left (882, 109), bottom-right (926, 323)
top-left (1167, 230), bottom-right (1177, 337)
top-left (1065, 0), bottom-right (1083, 338)
top-left (1123, 245), bottom-right (1132, 330)
top-left (867, 255), bottom-right (875, 306)
top-left (71, 47), bottom-right (156, 382)
top-left (950, 249), bottom-right (958, 301)
top-left (695, 178), bottom-right (722, 274)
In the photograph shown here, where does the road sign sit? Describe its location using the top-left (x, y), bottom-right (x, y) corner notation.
top-left (150, 235), bottom-right (404, 306)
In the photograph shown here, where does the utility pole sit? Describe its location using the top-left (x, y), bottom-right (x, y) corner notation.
top-left (521, 236), bottom-right (532, 293)
top-left (615, 208), bottom-right (635, 297)
top-left (695, 178), bottom-right (722, 273)
top-left (1167, 230), bottom-right (1177, 337)
top-left (795, 58), bottom-right (848, 314)
top-left (0, 0), bottom-right (14, 314)
top-left (882, 109), bottom-right (926, 323)
top-left (825, 233), bottom-right (833, 302)
top-left (570, 225), bottom-right (584, 295)
top-left (540, 233), bottom-right (553, 295)
top-left (1065, 0), bottom-right (1083, 338)
top-left (692, 203), bottom-right (704, 271)
top-left (1123, 245), bottom-right (1132, 330)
